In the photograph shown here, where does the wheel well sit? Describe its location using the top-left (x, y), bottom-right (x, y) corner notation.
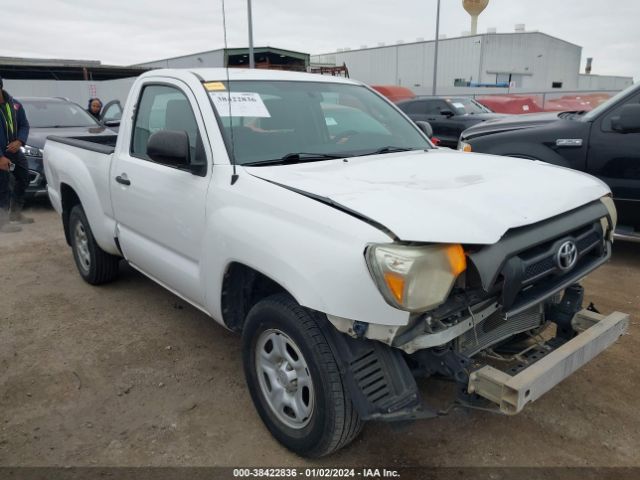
top-left (60, 183), bottom-right (81, 246)
top-left (221, 263), bottom-right (289, 332)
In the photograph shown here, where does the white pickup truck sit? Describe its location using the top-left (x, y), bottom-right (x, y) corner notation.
top-left (44, 68), bottom-right (628, 457)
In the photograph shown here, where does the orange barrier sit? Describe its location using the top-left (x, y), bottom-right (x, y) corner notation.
top-left (371, 85), bottom-right (416, 103)
top-left (476, 95), bottom-right (543, 114)
top-left (477, 92), bottom-right (616, 114)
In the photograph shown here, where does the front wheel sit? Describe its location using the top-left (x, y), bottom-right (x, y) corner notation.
top-left (242, 294), bottom-right (363, 457)
top-left (69, 205), bottom-right (120, 285)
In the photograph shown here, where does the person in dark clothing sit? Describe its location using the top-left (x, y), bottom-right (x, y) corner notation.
top-left (0, 75), bottom-right (32, 233)
top-left (87, 98), bottom-right (103, 121)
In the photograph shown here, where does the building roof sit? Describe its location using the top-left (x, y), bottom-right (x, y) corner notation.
top-left (0, 56), bottom-right (148, 81)
top-left (136, 46), bottom-right (309, 66)
top-left (313, 31), bottom-right (582, 57)
top-left (0, 56), bottom-right (102, 67)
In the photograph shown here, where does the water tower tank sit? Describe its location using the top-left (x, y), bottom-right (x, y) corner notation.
top-left (463, 0), bottom-right (490, 35)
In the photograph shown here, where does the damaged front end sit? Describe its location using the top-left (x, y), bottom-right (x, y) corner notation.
top-left (326, 198), bottom-right (628, 421)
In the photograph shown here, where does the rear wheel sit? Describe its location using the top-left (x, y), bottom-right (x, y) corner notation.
top-left (69, 205), bottom-right (120, 285)
top-left (242, 294), bottom-right (363, 457)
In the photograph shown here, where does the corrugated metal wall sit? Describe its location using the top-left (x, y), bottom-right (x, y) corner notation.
top-left (312, 32), bottom-right (632, 95)
top-left (578, 74), bottom-right (634, 90)
top-left (482, 33), bottom-right (581, 90)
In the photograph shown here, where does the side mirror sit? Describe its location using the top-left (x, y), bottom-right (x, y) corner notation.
top-left (440, 109), bottom-right (455, 118)
top-left (147, 130), bottom-right (190, 166)
top-left (104, 120), bottom-right (121, 128)
top-left (415, 121), bottom-right (434, 138)
top-left (611, 104), bottom-right (640, 133)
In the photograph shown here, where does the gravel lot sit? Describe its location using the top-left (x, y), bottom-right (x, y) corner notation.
top-left (1, 203), bottom-right (639, 467)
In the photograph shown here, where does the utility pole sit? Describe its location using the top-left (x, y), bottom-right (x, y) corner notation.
top-left (432, 0), bottom-right (441, 95)
top-left (248, 0), bottom-right (255, 68)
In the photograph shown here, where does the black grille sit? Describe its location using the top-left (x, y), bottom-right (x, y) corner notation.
top-left (576, 231), bottom-right (600, 252)
top-left (524, 256), bottom-right (555, 280)
top-left (496, 220), bottom-right (606, 312)
top-left (467, 201), bottom-right (610, 315)
top-left (519, 223), bottom-right (603, 283)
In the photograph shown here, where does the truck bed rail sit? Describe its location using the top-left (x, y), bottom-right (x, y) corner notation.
top-left (47, 135), bottom-right (118, 155)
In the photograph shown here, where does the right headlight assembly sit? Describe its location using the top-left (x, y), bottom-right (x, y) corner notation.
top-left (365, 243), bottom-right (467, 313)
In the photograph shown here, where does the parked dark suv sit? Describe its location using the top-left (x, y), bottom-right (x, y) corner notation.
top-left (396, 96), bottom-right (504, 148)
top-left (18, 97), bottom-right (115, 198)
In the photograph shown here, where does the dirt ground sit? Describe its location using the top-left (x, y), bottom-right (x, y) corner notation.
top-left (1, 202), bottom-right (639, 468)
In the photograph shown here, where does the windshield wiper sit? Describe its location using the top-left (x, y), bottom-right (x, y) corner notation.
top-left (48, 125), bottom-right (92, 128)
top-left (357, 146), bottom-right (419, 157)
top-left (243, 152), bottom-right (345, 166)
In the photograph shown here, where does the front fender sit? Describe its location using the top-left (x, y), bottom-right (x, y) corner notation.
top-left (200, 169), bottom-right (411, 327)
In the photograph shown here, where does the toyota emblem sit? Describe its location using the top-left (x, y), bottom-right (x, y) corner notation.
top-left (556, 240), bottom-right (578, 271)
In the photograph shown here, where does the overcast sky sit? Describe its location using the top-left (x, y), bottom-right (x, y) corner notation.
top-left (4, 0), bottom-right (639, 80)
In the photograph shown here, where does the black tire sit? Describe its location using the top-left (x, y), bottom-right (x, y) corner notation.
top-left (69, 205), bottom-right (120, 285)
top-left (242, 294), bottom-right (363, 457)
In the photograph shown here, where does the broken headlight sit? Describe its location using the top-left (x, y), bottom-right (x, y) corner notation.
top-left (365, 243), bottom-right (467, 312)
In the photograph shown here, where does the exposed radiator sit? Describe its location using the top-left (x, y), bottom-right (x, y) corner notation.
top-left (457, 304), bottom-right (544, 356)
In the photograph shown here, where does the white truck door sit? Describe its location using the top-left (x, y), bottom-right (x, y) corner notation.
top-left (110, 81), bottom-right (211, 307)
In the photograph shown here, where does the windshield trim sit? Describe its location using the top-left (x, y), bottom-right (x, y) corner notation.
top-left (581, 83), bottom-right (640, 122)
top-left (447, 97), bottom-right (492, 114)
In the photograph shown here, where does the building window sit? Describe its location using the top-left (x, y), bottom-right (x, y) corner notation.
top-left (552, 82), bottom-right (563, 89)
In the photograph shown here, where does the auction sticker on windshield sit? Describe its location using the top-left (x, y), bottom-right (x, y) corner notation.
top-left (210, 92), bottom-right (271, 117)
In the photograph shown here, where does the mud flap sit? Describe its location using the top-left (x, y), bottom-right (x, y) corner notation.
top-left (323, 325), bottom-right (435, 421)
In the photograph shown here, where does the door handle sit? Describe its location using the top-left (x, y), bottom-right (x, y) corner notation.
top-left (115, 174), bottom-right (131, 186)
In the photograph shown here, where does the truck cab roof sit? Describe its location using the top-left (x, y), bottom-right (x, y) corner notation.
top-left (140, 68), bottom-right (361, 85)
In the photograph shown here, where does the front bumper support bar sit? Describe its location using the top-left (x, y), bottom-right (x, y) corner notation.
top-left (467, 310), bottom-right (629, 415)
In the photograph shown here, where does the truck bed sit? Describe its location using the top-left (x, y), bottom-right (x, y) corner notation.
top-left (44, 134), bottom-right (121, 257)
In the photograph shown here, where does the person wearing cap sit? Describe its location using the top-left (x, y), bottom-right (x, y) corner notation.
top-left (0, 75), bottom-right (32, 233)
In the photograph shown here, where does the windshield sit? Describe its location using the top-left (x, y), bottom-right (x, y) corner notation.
top-left (206, 80), bottom-right (431, 165)
top-left (21, 100), bottom-right (99, 128)
top-left (448, 97), bottom-right (492, 115)
top-left (582, 83), bottom-right (639, 121)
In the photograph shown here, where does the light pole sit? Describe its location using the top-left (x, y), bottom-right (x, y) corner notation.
top-left (248, 0), bottom-right (255, 68)
top-left (432, 0), bottom-right (441, 95)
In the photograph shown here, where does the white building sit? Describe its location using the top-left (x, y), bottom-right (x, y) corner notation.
top-left (312, 31), bottom-right (633, 95)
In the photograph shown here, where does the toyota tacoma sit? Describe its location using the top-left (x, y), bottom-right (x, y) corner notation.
top-left (44, 68), bottom-right (628, 457)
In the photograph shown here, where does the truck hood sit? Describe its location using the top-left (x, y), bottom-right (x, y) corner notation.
top-left (462, 111), bottom-right (562, 139)
top-left (245, 149), bottom-right (610, 245)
